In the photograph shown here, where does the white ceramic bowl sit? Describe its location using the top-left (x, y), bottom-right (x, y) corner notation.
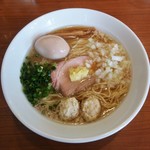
top-left (1, 8), bottom-right (150, 143)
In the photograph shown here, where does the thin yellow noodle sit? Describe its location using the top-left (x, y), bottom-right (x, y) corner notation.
top-left (33, 26), bottom-right (131, 124)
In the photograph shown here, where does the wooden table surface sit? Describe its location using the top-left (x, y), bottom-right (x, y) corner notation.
top-left (0, 0), bottom-right (150, 149)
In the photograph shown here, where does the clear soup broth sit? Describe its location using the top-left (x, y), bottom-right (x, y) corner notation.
top-left (20, 26), bottom-right (131, 125)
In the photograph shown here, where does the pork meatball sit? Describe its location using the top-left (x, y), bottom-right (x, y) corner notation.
top-left (81, 97), bottom-right (101, 122)
top-left (59, 97), bottom-right (79, 121)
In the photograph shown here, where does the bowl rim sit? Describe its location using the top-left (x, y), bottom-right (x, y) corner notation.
top-left (1, 8), bottom-right (150, 143)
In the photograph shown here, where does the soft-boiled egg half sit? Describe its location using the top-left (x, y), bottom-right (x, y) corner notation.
top-left (34, 35), bottom-right (70, 60)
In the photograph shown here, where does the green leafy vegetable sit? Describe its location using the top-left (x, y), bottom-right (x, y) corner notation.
top-left (20, 60), bottom-right (56, 106)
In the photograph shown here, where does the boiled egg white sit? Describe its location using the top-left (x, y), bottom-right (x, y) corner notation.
top-left (34, 35), bottom-right (70, 60)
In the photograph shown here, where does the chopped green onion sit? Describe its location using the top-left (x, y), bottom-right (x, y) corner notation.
top-left (20, 60), bottom-right (56, 106)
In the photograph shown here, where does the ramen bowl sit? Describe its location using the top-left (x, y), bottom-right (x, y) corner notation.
top-left (1, 8), bottom-right (150, 143)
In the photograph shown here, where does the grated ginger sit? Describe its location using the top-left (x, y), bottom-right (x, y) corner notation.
top-left (69, 66), bottom-right (89, 81)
